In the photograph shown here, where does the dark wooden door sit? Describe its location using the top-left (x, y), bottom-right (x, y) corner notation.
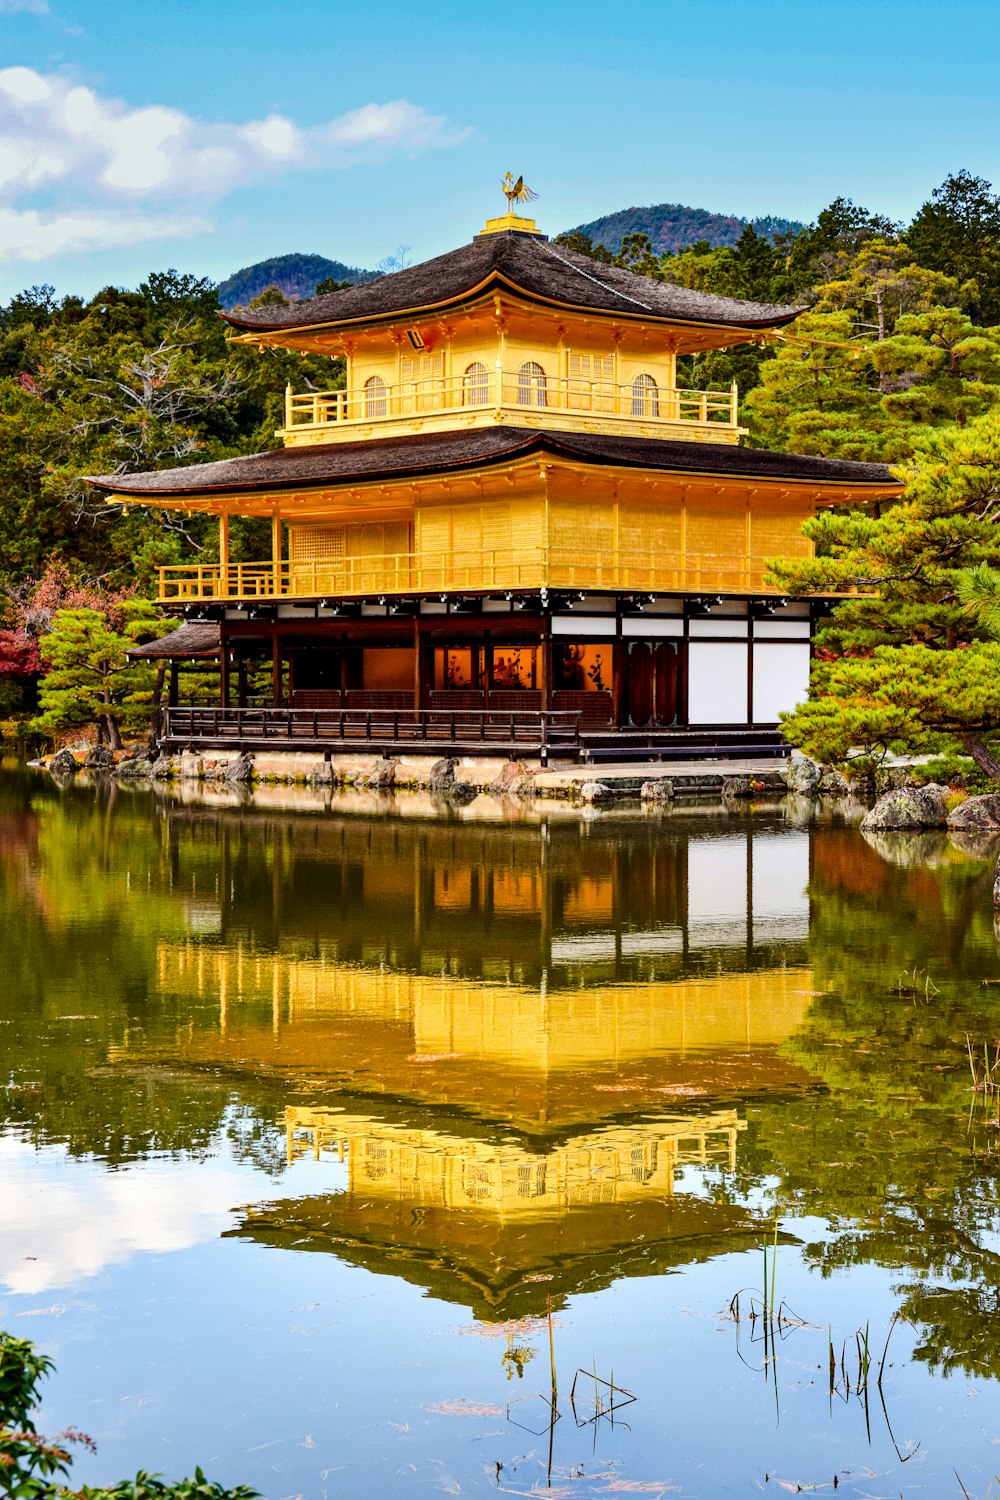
top-left (653, 642), bottom-right (678, 725)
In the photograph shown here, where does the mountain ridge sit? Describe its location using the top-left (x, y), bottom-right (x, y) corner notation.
top-left (218, 253), bottom-right (378, 309)
top-left (566, 202), bottom-right (804, 256)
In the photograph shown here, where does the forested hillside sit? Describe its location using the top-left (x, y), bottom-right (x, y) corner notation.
top-left (5, 169), bottom-right (1000, 745)
top-left (568, 202), bottom-right (803, 255)
top-left (218, 252), bottom-right (377, 307)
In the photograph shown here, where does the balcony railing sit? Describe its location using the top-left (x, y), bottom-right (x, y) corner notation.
top-left (157, 546), bottom-right (797, 603)
top-left (283, 369), bottom-right (738, 435)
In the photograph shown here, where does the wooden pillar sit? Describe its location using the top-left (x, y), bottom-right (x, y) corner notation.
top-left (219, 511), bottom-right (229, 598)
top-left (168, 661), bottom-right (179, 708)
top-left (219, 628), bottom-right (230, 708)
top-left (237, 656), bottom-right (248, 709)
top-left (272, 632), bottom-right (283, 707)
top-left (412, 619), bottom-right (422, 710)
top-left (612, 639), bottom-right (628, 727)
top-left (416, 628), bottom-right (432, 711)
top-left (271, 510), bottom-right (283, 598)
top-left (481, 643), bottom-right (491, 711)
top-left (539, 635), bottom-right (552, 711)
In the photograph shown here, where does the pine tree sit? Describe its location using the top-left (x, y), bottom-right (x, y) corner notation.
top-left (772, 415), bottom-right (1000, 775)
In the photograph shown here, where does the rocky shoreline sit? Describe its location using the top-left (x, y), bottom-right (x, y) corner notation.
top-left (33, 742), bottom-right (979, 812)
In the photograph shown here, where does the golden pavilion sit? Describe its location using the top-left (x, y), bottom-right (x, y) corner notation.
top-left (91, 186), bottom-right (902, 761)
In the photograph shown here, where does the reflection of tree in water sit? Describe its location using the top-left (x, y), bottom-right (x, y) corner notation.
top-left (753, 825), bottom-right (1000, 1378)
top-left (0, 773), bottom-right (254, 1163)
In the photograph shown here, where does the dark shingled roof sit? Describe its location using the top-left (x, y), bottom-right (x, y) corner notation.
top-left (222, 233), bottom-right (802, 333)
top-left (128, 622), bottom-right (221, 659)
top-left (88, 428), bottom-right (898, 498)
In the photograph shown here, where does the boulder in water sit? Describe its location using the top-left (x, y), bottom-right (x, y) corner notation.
top-left (784, 754), bottom-right (820, 795)
top-left (579, 780), bottom-right (615, 804)
top-left (640, 779), bottom-right (675, 801)
top-left (946, 794), bottom-right (1000, 831)
top-left (49, 749), bottom-right (81, 775)
top-left (860, 783), bottom-right (948, 831)
top-left (224, 752), bottom-right (255, 784)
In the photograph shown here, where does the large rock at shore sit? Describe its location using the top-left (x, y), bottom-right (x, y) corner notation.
top-left (640, 778), bottom-right (675, 802)
top-left (428, 757), bottom-right (459, 791)
top-left (946, 794), bottom-right (1000, 831)
top-left (84, 746), bottom-right (115, 770)
top-left (860, 783), bottom-right (948, 831)
top-left (360, 756), bottom-right (399, 790)
top-left (113, 756), bottom-right (152, 780)
top-left (488, 760), bottom-right (536, 798)
top-left (49, 749), bottom-right (81, 775)
top-left (224, 752), bottom-right (255, 784)
top-left (784, 754), bottom-right (820, 795)
top-left (579, 780), bottom-right (616, 804)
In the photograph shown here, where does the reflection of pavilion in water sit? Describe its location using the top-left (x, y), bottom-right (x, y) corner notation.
top-left (125, 811), bottom-right (819, 1314)
top-left (231, 1103), bottom-right (760, 1318)
top-left (152, 942), bottom-right (815, 1126)
top-left (169, 809), bottom-right (812, 986)
top-left (286, 1105), bottom-right (743, 1210)
top-left (143, 812), bottom-right (818, 1125)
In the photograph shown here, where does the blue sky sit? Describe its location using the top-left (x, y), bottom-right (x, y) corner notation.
top-left (2, 0), bottom-right (1000, 300)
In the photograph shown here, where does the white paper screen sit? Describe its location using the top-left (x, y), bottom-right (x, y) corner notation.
top-left (687, 642), bottom-right (749, 724)
top-left (751, 643), bottom-right (811, 724)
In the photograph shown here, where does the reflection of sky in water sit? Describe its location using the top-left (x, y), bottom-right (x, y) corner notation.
top-left (2, 779), bottom-right (1000, 1497)
top-left (0, 1134), bottom-right (352, 1294)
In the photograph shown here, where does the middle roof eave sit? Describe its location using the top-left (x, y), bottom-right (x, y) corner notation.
top-left (86, 426), bottom-right (902, 502)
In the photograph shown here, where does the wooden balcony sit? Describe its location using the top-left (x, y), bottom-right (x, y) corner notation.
top-left (156, 706), bottom-right (788, 764)
top-left (156, 547), bottom-right (790, 604)
top-left (280, 369), bottom-right (741, 446)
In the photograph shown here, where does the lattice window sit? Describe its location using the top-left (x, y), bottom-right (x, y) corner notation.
top-left (516, 1163), bottom-right (547, 1198)
top-left (463, 361), bottom-right (490, 406)
top-left (463, 1162), bottom-right (494, 1201)
top-left (364, 1141), bottom-right (387, 1179)
top-left (289, 526), bottom-right (345, 564)
top-left (400, 353), bottom-right (444, 383)
top-left (569, 352), bottom-right (614, 381)
top-left (631, 372), bottom-right (659, 417)
top-left (364, 374), bottom-right (387, 417)
top-left (749, 509), bottom-right (811, 560)
top-left (517, 360), bottom-right (547, 407)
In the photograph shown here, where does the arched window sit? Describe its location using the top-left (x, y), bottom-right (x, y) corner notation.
top-left (517, 360), bottom-right (547, 407)
top-left (364, 374), bottom-right (387, 418)
top-left (631, 372), bottom-right (659, 417)
top-left (463, 361), bottom-right (490, 406)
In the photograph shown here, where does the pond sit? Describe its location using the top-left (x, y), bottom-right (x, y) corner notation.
top-left (1, 766), bottom-right (999, 1499)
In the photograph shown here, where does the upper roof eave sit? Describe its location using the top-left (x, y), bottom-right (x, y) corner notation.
top-left (222, 269), bottom-right (804, 341)
top-left (219, 234), bottom-right (805, 339)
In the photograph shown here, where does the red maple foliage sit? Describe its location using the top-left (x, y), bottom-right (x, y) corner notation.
top-left (0, 630), bottom-right (40, 681)
top-left (8, 562), bottom-right (137, 639)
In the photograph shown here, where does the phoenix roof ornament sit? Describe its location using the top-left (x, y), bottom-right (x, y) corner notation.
top-left (501, 172), bottom-right (538, 213)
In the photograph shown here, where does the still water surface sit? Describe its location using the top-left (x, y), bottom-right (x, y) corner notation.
top-left (1, 768), bottom-right (999, 1498)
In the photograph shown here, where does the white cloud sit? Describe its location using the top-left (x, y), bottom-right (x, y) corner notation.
top-left (0, 1136), bottom-right (249, 1294)
top-left (0, 0), bottom-right (49, 13)
top-left (0, 67), bottom-right (468, 265)
top-left (0, 205), bottom-right (209, 262)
